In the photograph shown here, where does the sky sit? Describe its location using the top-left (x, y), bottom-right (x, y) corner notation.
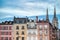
top-left (0, 0), bottom-right (60, 28)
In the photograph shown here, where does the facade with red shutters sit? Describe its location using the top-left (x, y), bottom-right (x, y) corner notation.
top-left (0, 21), bottom-right (13, 40)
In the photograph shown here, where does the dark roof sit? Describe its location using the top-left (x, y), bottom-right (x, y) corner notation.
top-left (36, 20), bottom-right (57, 29)
top-left (37, 20), bottom-right (49, 23)
top-left (0, 21), bottom-right (13, 25)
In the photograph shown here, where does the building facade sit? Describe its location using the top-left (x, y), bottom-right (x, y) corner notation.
top-left (27, 20), bottom-right (37, 40)
top-left (12, 17), bottom-right (28, 40)
top-left (0, 21), bottom-right (13, 40)
top-left (57, 29), bottom-right (60, 40)
top-left (0, 7), bottom-right (59, 40)
top-left (59, 29), bottom-right (60, 40)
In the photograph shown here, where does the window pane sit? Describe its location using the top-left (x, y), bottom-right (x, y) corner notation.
top-left (40, 36), bottom-right (42, 40)
top-left (2, 26), bottom-right (8, 30)
top-left (1, 37), bottom-right (4, 40)
top-left (16, 31), bottom-right (19, 35)
top-left (9, 37), bottom-right (12, 40)
top-left (22, 26), bottom-right (24, 29)
top-left (44, 30), bottom-right (48, 35)
top-left (44, 25), bottom-right (48, 29)
top-left (40, 31), bottom-right (42, 35)
top-left (16, 26), bottom-right (19, 30)
top-left (22, 31), bottom-right (24, 35)
top-left (39, 25), bottom-right (42, 30)
top-left (5, 37), bottom-right (8, 40)
top-left (9, 26), bottom-right (12, 30)
top-left (45, 36), bottom-right (48, 40)
top-left (9, 32), bottom-right (11, 35)
top-left (16, 37), bottom-right (19, 40)
top-left (22, 37), bottom-right (24, 40)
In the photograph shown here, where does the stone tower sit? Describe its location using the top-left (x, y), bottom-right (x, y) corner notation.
top-left (52, 7), bottom-right (58, 28)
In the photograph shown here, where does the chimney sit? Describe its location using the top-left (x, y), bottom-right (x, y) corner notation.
top-left (36, 16), bottom-right (38, 22)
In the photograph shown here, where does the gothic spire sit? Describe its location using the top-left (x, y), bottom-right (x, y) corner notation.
top-left (54, 6), bottom-right (56, 18)
top-left (52, 6), bottom-right (58, 28)
top-left (46, 8), bottom-right (49, 22)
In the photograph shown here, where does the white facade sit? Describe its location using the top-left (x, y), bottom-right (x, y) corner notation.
top-left (27, 22), bottom-right (37, 40)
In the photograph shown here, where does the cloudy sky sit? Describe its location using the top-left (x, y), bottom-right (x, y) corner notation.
top-left (0, 0), bottom-right (60, 28)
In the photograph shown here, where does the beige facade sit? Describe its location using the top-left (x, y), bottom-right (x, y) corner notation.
top-left (12, 24), bottom-right (27, 40)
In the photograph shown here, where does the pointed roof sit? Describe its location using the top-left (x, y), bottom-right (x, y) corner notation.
top-left (54, 6), bottom-right (56, 18)
top-left (46, 8), bottom-right (49, 22)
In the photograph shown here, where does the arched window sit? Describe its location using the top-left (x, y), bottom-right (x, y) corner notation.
top-left (22, 37), bottom-right (24, 40)
top-left (22, 31), bottom-right (24, 35)
top-left (16, 31), bottom-right (19, 35)
top-left (16, 26), bottom-right (19, 30)
top-left (16, 37), bottom-right (19, 40)
top-left (22, 26), bottom-right (24, 29)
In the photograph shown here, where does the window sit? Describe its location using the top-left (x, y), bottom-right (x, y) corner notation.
top-left (40, 37), bottom-right (42, 40)
top-left (16, 20), bottom-right (19, 24)
top-left (1, 32), bottom-right (4, 35)
top-left (5, 37), bottom-right (8, 40)
top-left (33, 32), bottom-right (36, 35)
top-left (5, 26), bottom-right (8, 30)
top-left (28, 36), bottom-right (31, 40)
top-left (16, 31), bottom-right (19, 35)
top-left (31, 23), bottom-right (34, 27)
top-left (19, 20), bottom-right (24, 23)
top-left (33, 37), bottom-right (36, 40)
top-left (27, 24), bottom-right (31, 29)
top-left (22, 31), bottom-right (24, 35)
top-left (9, 32), bottom-right (11, 35)
top-left (44, 25), bottom-right (48, 29)
top-left (16, 37), bottom-right (19, 40)
top-left (45, 36), bottom-right (48, 40)
top-left (16, 26), bottom-right (19, 30)
top-left (1, 37), bottom-right (4, 40)
top-left (30, 24), bottom-right (32, 28)
top-left (40, 31), bottom-right (42, 35)
top-left (22, 37), bottom-right (24, 40)
top-left (9, 26), bottom-right (12, 30)
top-left (28, 30), bottom-right (31, 34)
top-left (44, 30), bottom-right (48, 35)
top-left (35, 24), bottom-right (37, 26)
top-left (39, 25), bottom-right (42, 30)
top-left (9, 37), bottom-right (11, 40)
top-left (22, 26), bottom-right (24, 29)
top-left (35, 24), bottom-right (37, 28)
top-left (2, 26), bottom-right (8, 30)
top-left (5, 32), bottom-right (8, 35)
top-left (1, 32), bottom-right (8, 35)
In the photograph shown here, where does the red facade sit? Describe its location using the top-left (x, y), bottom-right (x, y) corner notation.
top-left (0, 25), bottom-right (12, 40)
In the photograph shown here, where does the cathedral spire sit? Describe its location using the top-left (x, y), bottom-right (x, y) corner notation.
top-left (46, 8), bottom-right (49, 22)
top-left (52, 6), bottom-right (58, 28)
top-left (54, 6), bottom-right (56, 18)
